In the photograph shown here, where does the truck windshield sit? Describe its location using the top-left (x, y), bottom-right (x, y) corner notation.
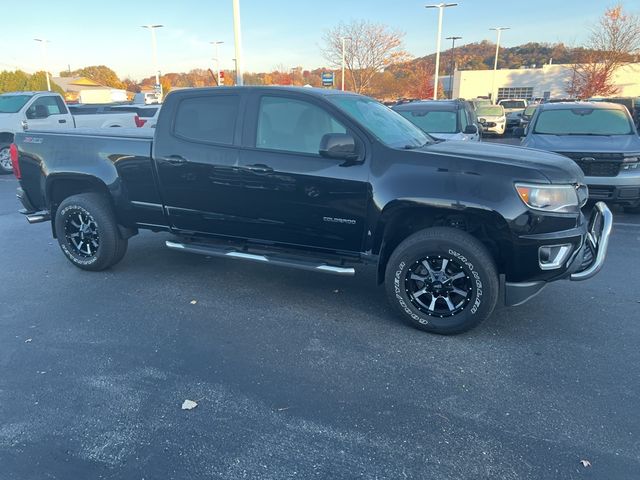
top-left (533, 108), bottom-right (633, 135)
top-left (328, 95), bottom-right (431, 149)
top-left (500, 100), bottom-right (526, 109)
top-left (0, 94), bottom-right (33, 113)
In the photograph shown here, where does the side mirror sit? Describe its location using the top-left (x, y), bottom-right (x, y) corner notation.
top-left (464, 125), bottom-right (478, 135)
top-left (319, 133), bottom-right (358, 161)
top-left (513, 127), bottom-right (526, 138)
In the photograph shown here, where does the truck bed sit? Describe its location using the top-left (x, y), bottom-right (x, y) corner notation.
top-left (15, 128), bottom-right (161, 228)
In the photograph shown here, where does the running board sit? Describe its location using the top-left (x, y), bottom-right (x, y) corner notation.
top-left (165, 240), bottom-right (355, 276)
top-left (25, 212), bottom-right (51, 224)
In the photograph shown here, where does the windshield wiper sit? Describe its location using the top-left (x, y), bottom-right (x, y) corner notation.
top-left (564, 133), bottom-right (614, 136)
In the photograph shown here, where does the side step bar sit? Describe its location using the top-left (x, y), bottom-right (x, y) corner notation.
top-left (25, 212), bottom-right (51, 224)
top-left (166, 240), bottom-right (355, 276)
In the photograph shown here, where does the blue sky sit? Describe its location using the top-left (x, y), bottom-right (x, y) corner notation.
top-left (1, 0), bottom-right (635, 80)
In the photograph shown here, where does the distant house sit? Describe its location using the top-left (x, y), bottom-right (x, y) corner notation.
top-left (51, 76), bottom-right (128, 104)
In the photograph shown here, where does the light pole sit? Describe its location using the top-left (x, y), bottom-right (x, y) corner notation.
top-left (141, 25), bottom-right (163, 91)
top-left (425, 3), bottom-right (457, 100)
top-left (210, 41), bottom-right (224, 86)
top-left (232, 0), bottom-right (244, 86)
top-left (490, 27), bottom-right (510, 102)
top-left (340, 36), bottom-right (351, 91)
top-left (445, 36), bottom-right (462, 99)
top-left (33, 38), bottom-right (51, 91)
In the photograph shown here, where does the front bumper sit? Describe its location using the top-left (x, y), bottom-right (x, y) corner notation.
top-left (569, 201), bottom-right (613, 281)
top-left (504, 202), bottom-right (613, 305)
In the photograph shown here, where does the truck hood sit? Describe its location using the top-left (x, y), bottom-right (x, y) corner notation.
top-left (422, 140), bottom-right (584, 183)
top-left (522, 134), bottom-right (640, 154)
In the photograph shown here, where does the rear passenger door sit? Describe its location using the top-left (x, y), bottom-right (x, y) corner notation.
top-left (237, 93), bottom-right (370, 252)
top-left (153, 92), bottom-right (247, 236)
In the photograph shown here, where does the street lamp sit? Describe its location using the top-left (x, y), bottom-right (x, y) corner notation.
top-left (490, 27), bottom-right (510, 102)
top-left (340, 36), bottom-right (351, 91)
top-left (33, 38), bottom-right (51, 91)
top-left (232, 0), bottom-right (244, 86)
top-left (445, 36), bottom-right (462, 99)
top-left (425, 3), bottom-right (457, 100)
top-left (210, 41), bottom-right (224, 86)
top-left (141, 25), bottom-right (163, 91)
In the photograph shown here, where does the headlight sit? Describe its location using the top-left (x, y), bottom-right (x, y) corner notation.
top-left (515, 183), bottom-right (580, 213)
top-left (622, 155), bottom-right (639, 170)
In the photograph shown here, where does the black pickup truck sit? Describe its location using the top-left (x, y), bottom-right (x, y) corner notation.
top-left (11, 87), bottom-right (612, 334)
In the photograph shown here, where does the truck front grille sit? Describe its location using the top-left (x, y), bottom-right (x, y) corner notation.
top-left (558, 152), bottom-right (623, 177)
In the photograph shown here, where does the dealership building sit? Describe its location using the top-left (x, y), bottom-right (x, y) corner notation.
top-left (450, 62), bottom-right (640, 100)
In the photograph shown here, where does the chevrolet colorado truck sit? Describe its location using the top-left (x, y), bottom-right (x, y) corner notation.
top-left (0, 91), bottom-right (139, 174)
top-left (11, 87), bottom-right (612, 334)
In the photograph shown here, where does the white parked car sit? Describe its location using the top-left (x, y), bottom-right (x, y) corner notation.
top-left (0, 91), bottom-right (138, 174)
top-left (475, 105), bottom-right (506, 135)
top-left (498, 98), bottom-right (529, 129)
top-left (133, 91), bottom-right (162, 105)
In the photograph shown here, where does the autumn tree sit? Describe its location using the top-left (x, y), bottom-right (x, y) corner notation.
top-left (61, 65), bottom-right (125, 89)
top-left (321, 20), bottom-right (408, 93)
top-left (404, 61), bottom-right (437, 100)
top-left (566, 4), bottom-right (640, 98)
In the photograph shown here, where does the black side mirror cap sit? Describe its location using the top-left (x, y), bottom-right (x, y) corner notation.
top-left (464, 125), bottom-right (478, 135)
top-left (319, 133), bottom-right (359, 161)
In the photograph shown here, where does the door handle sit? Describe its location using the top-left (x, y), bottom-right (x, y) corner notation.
top-left (163, 155), bottom-right (187, 165)
top-left (244, 164), bottom-right (273, 174)
top-left (58, 119), bottom-right (67, 124)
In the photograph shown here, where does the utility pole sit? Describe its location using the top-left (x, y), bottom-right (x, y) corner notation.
top-left (341, 36), bottom-right (351, 91)
top-left (425, 3), bottom-right (457, 100)
top-left (445, 36), bottom-right (462, 99)
top-left (232, 0), bottom-right (244, 86)
top-left (141, 25), bottom-right (164, 92)
top-left (211, 41), bottom-right (224, 86)
top-left (34, 38), bottom-right (51, 91)
top-left (490, 27), bottom-right (510, 102)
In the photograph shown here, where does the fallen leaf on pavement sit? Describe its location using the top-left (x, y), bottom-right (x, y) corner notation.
top-left (182, 399), bottom-right (198, 410)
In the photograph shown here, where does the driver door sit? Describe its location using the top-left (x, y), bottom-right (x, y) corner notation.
top-left (25, 95), bottom-right (73, 130)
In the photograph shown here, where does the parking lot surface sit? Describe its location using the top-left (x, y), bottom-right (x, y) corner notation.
top-left (1, 173), bottom-right (639, 479)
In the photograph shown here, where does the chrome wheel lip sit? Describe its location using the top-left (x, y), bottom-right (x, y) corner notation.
top-left (0, 147), bottom-right (12, 171)
top-left (64, 210), bottom-right (100, 258)
top-left (404, 255), bottom-right (473, 318)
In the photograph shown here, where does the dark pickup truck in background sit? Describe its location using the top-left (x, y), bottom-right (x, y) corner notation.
top-left (11, 87), bottom-right (612, 334)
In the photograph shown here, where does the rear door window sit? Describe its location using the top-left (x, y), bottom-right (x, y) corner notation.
top-left (174, 95), bottom-right (240, 145)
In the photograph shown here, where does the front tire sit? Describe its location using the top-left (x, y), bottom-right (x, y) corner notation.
top-left (385, 227), bottom-right (499, 335)
top-left (0, 144), bottom-right (12, 174)
top-left (54, 193), bottom-right (127, 271)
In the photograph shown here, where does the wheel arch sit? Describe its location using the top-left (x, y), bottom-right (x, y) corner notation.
top-left (374, 200), bottom-right (512, 284)
top-left (46, 174), bottom-right (135, 239)
top-left (0, 132), bottom-right (14, 144)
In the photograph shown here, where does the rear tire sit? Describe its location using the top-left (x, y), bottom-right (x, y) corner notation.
top-left (54, 193), bottom-right (127, 271)
top-left (0, 144), bottom-right (12, 174)
top-left (384, 227), bottom-right (499, 335)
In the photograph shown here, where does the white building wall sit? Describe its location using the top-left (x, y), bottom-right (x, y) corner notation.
top-left (453, 63), bottom-right (640, 100)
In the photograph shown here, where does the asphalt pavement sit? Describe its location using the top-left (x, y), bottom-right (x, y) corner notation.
top-left (1, 171), bottom-right (639, 479)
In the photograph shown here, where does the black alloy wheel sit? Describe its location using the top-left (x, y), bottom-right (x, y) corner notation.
top-left (405, 255), bottom-right (473, 318)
